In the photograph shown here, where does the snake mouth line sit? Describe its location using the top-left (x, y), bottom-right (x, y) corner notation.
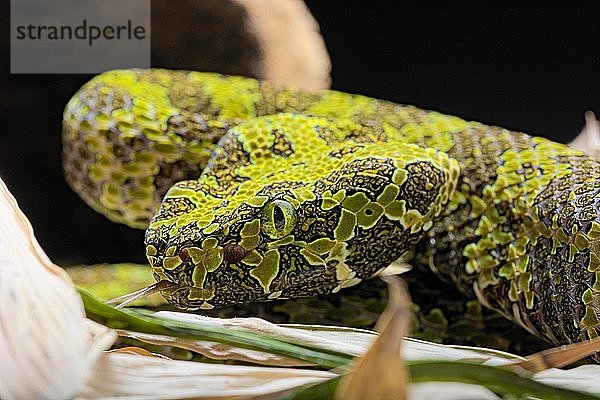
top-left (160, 284), bottom-right (261, 296)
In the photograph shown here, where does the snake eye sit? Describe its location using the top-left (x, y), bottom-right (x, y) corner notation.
top-left (261, 200), bottom-right (296, 239)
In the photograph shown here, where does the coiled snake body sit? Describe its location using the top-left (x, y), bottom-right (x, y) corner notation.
top-left (63, 69), bottom-right (600, 351)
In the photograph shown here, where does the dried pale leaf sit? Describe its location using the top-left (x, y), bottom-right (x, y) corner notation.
top-left (534, 365), bottom-right (600, 396)
top-left (282, 326), bottom-right (522, 366)
top-left (79, 351), bottom-right (335, 399)
top-left (335, 277), bottom-right (410, 400)
top-left (234, 0), bottom-right (331, 90)
top-left (0, 177), bottom-right (113, 399)
top-left (118, 330), bottom-right (313, 366)
top-left (153, 312), bottom-right (372, 357)
top-left (132, 311), bottom-right (600, 398)
top-left (108, 346), bottom-right (170, 359)
top-left (93, 298), bottom-right (600, 398)
top-left (569, 111), bottom-right (600, 157)
top-left (376, 259), bottom-right (412, 276)
top-left (85, 319), bottom-right (119, 359)
top-left (124, 311), bottom-right (524, 367)
top-left (408, 383), bottom-right (499, 400)
top-left (402, 337), bottom-right (522, 366)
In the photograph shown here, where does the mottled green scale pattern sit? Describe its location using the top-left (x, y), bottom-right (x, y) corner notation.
top-left (145, 114), bottom-right (458, 309)
top-left (63, 69), bottom-right (600, 356)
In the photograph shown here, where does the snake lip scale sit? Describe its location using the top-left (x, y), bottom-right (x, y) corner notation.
top-left (63, 68), bottom-right (600, 359)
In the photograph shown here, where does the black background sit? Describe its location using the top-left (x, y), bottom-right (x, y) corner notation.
top-left (0, 1), bottom-right (598, 265)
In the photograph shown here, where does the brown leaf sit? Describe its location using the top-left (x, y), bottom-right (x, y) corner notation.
top-left (108, 346), bottom-right (170, 359)
top-left (508, 337), bottom-right (600, 373)
top-left (335, 277), bottom-right (411, 400)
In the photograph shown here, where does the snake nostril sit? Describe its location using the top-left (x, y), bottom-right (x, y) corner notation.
top-left (223, 244), bottom-right (247, 264)
top-left (179, 248), bottom-right (190, 262)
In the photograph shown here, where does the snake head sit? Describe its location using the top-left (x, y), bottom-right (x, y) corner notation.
top-left (144, 181), bottom-right (336, 310)
top-left (144, 114), bottom-right (459, 310)
top-left (145, 161), bottom-right (456, 310)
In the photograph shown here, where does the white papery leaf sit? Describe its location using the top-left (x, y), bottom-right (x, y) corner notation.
top-left (133, 312), bottom-right (522, 367)
top-left (570, 111), bottom-right (600, 157)
top-left (409, 383), bottom-right (499, 400)
top-left (534, 365), bottom-right (600, 396)
top-left (233, 0), bottom-right (331, 91)
top-left (0, 177), bottom-right (115, 399)
top-left (78, 351), bottom-right (335, 399)
top-left (118, 330), bottom-right (315, 367)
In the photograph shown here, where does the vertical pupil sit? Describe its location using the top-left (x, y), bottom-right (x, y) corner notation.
top-left (273, 205), bottom-right (285, 231)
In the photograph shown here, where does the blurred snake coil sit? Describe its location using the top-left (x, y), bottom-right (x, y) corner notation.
top-left (63, 68), bottom-right (600, 354)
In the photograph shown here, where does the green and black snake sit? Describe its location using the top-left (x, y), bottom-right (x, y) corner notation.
top-left (62, 68), bottom-right (600, 353)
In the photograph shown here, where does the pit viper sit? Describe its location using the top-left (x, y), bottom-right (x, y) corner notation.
top-left (63, 68), bottom-right (600, 353)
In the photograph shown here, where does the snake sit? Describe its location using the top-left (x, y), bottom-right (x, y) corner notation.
top-left (62, 68), bottom-right (600, 354)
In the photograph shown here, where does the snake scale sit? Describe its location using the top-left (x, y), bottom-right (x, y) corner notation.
top-left (63, 68), bottom-right (600, 354)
